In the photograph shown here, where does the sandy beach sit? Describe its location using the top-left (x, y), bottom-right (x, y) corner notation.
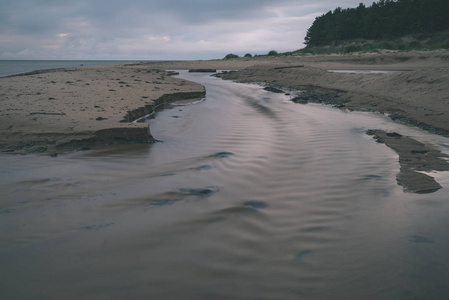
top-left (0, 64), bottom-right (205, 154)
top-left (3, 50), bottom-right (448, 154)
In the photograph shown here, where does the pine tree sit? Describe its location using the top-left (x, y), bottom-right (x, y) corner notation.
top-left (304, 0), bottom-right (449, 47)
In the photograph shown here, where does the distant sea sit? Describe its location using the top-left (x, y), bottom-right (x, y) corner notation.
top-left (0, 60), bottom-right (150, 77)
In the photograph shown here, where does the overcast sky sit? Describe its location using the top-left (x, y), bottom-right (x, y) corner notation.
top-left (0, 0), bottom-right (374, 60)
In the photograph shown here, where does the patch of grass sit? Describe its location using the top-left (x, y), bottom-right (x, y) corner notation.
top-left (296, 46), bottom-right (342, 55)
top-left (408, 41), bottom-right (422, 49)
top-left (343, 45), bottom-right (362, 53)
top-left (295, 29), bottom-right (449, 55)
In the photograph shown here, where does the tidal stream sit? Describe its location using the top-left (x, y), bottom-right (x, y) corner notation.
top-left (1, 71), bottom-right (449, 299)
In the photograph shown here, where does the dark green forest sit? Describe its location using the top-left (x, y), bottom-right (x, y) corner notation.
top-left (304, 0), bottom-right (449, 47)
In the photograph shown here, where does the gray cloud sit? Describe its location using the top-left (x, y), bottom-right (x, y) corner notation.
top-left (0, 0), bottom-right (374, 60)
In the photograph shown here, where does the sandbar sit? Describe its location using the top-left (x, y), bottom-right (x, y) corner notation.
top-left (0, 64), bottom-right (205, 154)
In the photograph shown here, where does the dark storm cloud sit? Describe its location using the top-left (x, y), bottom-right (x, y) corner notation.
top-left (0, 0), bottom-right (374, 60)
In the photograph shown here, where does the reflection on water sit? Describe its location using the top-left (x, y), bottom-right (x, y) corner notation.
top-left (1, 71), bottom-right (449, 300)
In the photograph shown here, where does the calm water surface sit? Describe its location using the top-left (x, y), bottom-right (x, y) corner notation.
top-left (0, 60), bottom-right (147, 77)
top-left (1, 71), bottom-right (449, 299)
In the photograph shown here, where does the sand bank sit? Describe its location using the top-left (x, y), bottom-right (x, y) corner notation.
top-left (367, 130), bottom-right (449, 193)
top-left (0, 64), bottom-right (205, 154)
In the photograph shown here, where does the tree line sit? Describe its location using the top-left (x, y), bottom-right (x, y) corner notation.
top-left (304, 0), bottom-right (449, 47)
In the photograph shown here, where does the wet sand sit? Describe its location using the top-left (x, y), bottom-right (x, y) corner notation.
top-left (367, 129), bottom-right (449, 193)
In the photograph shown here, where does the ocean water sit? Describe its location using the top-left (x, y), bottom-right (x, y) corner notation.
top-left (0, 60), bottom-right (148, 77)
top-left (1, 71), bottom-right (449, 299)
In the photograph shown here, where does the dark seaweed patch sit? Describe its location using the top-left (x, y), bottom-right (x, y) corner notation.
top-left (151, 198), bottom-right (183, 206)
top-left (244, 201), bottom-right (269, 209)
top-left (81, 223), bottom-right (114, 230)
top-left (386, 132), bottom-right (403, 138)
top-left (194, 165), bottom-right (213, 171)
top-left (179, 186), bottom-right (219, 197)
top-left (160, 173), bottom-right (175, 177)
top-left (210, 152), bottom-right (234, 158)
top-left (264, 86), bottom-right (284, 93)
top-left (411, 150), bottom-right (428, 154)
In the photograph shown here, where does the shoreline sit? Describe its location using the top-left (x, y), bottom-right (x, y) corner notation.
top-left (145, 50), bottom-right (449, 136)
top-left (2, 51), bottom-right (448, 192)
top-left (0, 65), bottom-right (205, 155)
top-left (144, 50), bottom-right (449, 193)
top-left (367, 130), bottom-right (449, 193)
